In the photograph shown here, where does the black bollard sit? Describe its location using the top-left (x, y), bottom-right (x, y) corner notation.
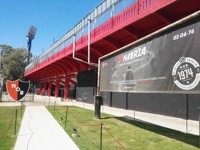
top-left (94, 95), bottom-right (103, 119)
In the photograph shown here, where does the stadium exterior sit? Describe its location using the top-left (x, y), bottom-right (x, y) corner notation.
top-left (25, 0), bottom-right (200, 122)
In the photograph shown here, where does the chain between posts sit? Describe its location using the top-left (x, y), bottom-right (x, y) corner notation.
top-left (0, 112), bottom-right (15, 140)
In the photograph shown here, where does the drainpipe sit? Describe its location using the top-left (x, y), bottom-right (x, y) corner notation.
top-left (88, 18), bottom-right (91, 64)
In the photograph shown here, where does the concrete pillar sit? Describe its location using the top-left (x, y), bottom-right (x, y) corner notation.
top-left (64, 79), bottom-right (69, 99)
top-left (38, 82), bottom-right (43, 95)
top-left (48, 81), bottom-right (52, 97)
top-left (55, 80), bottom-right (60, 98)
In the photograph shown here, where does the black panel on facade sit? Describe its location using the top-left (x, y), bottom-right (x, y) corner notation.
top-left (188, 94), bottom-right (200, 120)
top-left (76, 87), bottom-right (95, 104)
top-left (77, 69), bottom-right (97, 87)
top-left (101, 92), bottom-right (111, 106)
top-left (128, 93), bottom-right (187, 119)
top-left (76, 68), bottom-right (97, 104)
top-left (112, 92), bottom-right (126, 109)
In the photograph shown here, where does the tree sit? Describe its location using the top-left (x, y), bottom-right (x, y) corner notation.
top-left (0, 44), bottom-right (30, 84)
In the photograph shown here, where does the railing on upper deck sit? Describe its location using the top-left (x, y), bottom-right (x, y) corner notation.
top-left (25, 0), bottom-right (158, 73)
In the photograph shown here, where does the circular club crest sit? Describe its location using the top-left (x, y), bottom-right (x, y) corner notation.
top-left (172, 57), bottom-right (200, 90)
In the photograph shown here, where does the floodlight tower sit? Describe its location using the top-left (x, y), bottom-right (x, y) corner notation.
top-left (27, 26), bottom-right (37, 63)
top-left (0, 47), bottom-right (4, 101)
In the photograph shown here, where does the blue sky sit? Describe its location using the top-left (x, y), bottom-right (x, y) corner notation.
top-left (0, 0), bottom-right (102, 57)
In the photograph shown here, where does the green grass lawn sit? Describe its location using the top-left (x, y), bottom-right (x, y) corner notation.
top-left (48, 106), bottom-right (199, 150)
top-left (0, 106), bottom-right (25, 150)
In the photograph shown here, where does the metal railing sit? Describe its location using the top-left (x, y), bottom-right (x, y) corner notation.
top-left (25, 0), bottom-right (156, 73)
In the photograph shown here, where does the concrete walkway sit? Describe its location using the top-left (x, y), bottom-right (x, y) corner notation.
top-left (33, 95), bottom-right (199, 135)
top-left (14, 106), bottom-right (79, 150)
top-left (0, 94), bottom-right (198, 149)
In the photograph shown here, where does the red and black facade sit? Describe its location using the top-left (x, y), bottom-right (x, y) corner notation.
top-left (25, 0), bottom-right (200, 121)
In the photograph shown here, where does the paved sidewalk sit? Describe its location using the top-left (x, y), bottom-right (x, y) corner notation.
top-left (14, 106), bottom-right (79, 150)
top-left (33, 95), bottom-right (199, 135)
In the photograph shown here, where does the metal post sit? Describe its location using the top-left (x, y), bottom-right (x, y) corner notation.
top-left (186, 94), bottom-right (189, 133)
top-left (73, 34), bottom-right (76, 58)
top-left (27, 26), bottom-right (37, 63)
top-left (94, 8), bottom-right (97, 29)
top-left (111, 4), bottom-right (114, 17)
top-left (21, 102), bottom-right (22, 118)
top-left (65, 106), bottom-right (68, 130)
top-left (15, 109), bottom-right (18, 135)
top-left (0, 48), bottom-right (3, 102)
top-left (33, 84), bottom-right (35, 102)
top-left (97, 59), bottom-right (101, 96)
top-left (199, 107), bottom-right (200, 148)
top-left (88, 18), bottom-right (91, 64)
top-left (27, 39), bottom-right (32, 63)
top-left (100, 123), bottom-right (103, 150)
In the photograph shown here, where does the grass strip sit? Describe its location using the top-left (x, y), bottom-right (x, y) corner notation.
top-left (0, 106), bottom-right (25, 150)
top-left (48, 106), bottom-right (199, 150)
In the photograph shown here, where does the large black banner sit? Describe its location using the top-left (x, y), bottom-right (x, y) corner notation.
top-left (100, 17), bottom-right (200, 94)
